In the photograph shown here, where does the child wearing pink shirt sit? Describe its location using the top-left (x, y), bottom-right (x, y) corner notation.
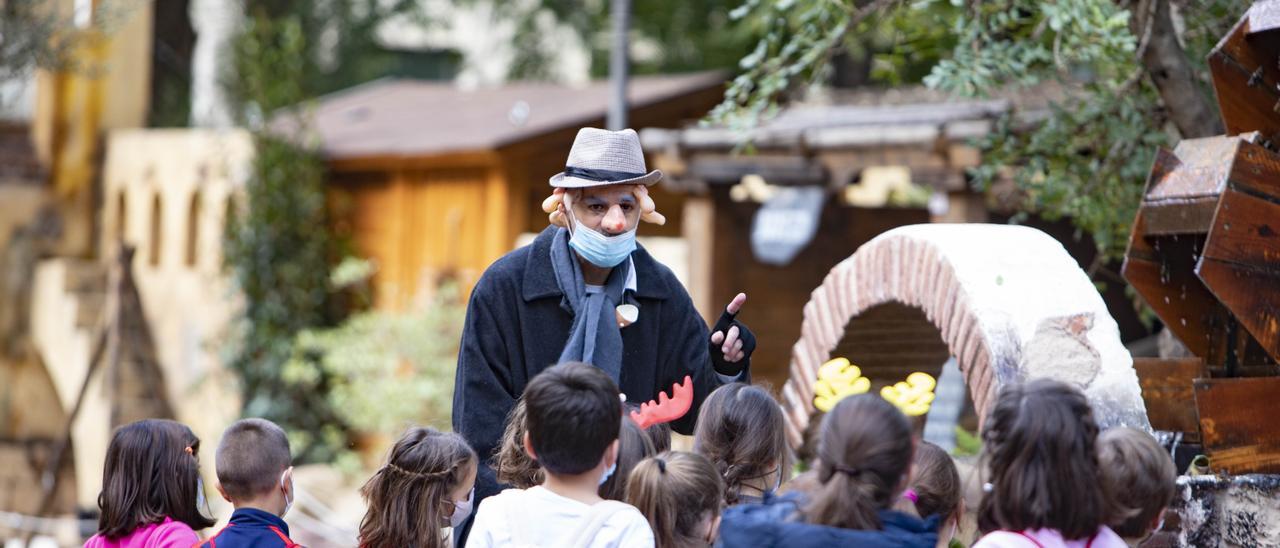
top-left (972, 380), bottom-right (1125, 548)
top-left (84, 419), bottom-right (216, 548)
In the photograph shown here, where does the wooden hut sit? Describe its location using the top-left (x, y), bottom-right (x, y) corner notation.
top-left (299, 73), bottom-right (726, 309)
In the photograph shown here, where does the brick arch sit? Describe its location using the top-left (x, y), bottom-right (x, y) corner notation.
top-left (780, 224), bottom-right (1150, 449)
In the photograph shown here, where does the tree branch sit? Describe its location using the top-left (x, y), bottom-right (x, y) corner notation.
top-left (1133, 0), bottom-right (1223, 137)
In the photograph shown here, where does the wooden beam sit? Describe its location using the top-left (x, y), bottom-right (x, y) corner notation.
top-left (1193, 376), bottom-right (1280, 474)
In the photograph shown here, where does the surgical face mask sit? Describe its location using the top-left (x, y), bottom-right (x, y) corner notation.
top-left (449, 487), bottom-right (475, 528)
top-left (280, 469), bottom-right (294, 517)
top-left (598, 461), bottom-right (618, 486)
top-left (566, 208), bottom-right (636, 268)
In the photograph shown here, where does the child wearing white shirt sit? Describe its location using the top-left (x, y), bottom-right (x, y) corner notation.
top-left (467, 362), bottom-right (654, 548)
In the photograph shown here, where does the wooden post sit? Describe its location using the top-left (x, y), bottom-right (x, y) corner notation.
top-left (683, 195), bottom-right (716, 325)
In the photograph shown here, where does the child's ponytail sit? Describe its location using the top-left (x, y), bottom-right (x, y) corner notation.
top-left (801, 394), bottom-right (913, 531)
top-left (627, 452), bottom-right (724, 548)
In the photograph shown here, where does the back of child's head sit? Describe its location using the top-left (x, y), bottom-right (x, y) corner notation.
top-left (802, 393), bottom-right (913, 531)
top-left (1097, 426), bottom-right (1176, 539)
top-left (360, 426), bottom-right (477, 548)
top-left (600, 415), bottom-right (656, 500)
top-left (97, 419), bottom-right (216, 538)
top-left (910, 441), bottom-right (961, 522)
top-left (523, 361), bottom-right (622, 475)
top-left (627, 451), bottom-right (724, 548)
top-left (496, 397), bottom-right (544, 489)
top-left (978, 378), bottom-right (1104, 540)
top-left (215, 418), bottom-right (292, 504)
top-left (693, 382), bottom-right (789, 505)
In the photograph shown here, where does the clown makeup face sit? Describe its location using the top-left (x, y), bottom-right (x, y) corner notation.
top-left (564, 186), bottom-right (641, 236)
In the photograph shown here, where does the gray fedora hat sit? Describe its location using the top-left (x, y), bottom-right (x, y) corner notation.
top-left (549, 128), bottom-right (663, 188)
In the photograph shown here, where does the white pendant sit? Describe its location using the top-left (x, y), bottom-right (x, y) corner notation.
top-left (616, 304), bottom-right (639, 328)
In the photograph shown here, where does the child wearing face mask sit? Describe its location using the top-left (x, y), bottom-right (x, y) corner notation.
top-left (626, 452), bottom-right (725, 548)
top-left (467, 362), bottom-right (654, 548)
top-left (196, 419), bottom-right (300, 548)
top-left (85, 419), bottom-right (216, 548)
top-left (359, 426), bottom-right (478, 548)
top-left (693, 383), bottom-right (791, 506)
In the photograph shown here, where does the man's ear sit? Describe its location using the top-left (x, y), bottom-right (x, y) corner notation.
top-left (216, 482), bottom-right (232, 504)
top-left (523, 432), bottom-right (538, 461)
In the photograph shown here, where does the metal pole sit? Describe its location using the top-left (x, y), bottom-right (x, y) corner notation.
top-left (607, 0), bottom-right (630, 130)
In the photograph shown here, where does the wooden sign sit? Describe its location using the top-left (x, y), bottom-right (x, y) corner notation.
top-left (1193, 377), bottom-right (1280, 474)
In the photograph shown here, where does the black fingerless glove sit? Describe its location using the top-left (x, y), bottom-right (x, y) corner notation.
top-left (709, 309), bottom-right (756, 377)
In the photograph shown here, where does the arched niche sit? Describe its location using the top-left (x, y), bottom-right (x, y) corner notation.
top-left (780, 224), bottom-right (1151, 449)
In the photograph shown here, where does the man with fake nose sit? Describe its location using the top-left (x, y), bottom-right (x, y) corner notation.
top-left (452, 128), bottom-right (755, 544)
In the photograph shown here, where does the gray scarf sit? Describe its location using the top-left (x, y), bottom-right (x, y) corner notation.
top-left (551, 227), bottom-right (631, 381)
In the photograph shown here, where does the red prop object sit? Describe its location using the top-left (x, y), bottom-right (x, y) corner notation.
top-left (630, 375), bottom-right (693, 429)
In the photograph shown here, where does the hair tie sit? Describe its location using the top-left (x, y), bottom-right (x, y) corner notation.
top-left (833, 464), bottom-right (861, 477)
top-left (902, 488), bottom-right (919, 504)
top-left (656, 458), bottom-right (667, 474)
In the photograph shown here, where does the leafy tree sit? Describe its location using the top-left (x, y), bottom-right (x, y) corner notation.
top-left (222, 1), bottom-right (418, 462)
top-left (712, 0), bottom-right (1238, 266)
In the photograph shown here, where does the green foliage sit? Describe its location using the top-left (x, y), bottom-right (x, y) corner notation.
top-left (286, 284), bottom-right (465, 437)
top-left (0, 0), bottom-right (113, 90)
top-left (713, 0), bottom-right (1239, 265)
top-left (222, 1), bottom-right (418, 463)
top-left (952, 425), bottom-right (981, 457)
top-left (222, 133), bottom-right (351, 463)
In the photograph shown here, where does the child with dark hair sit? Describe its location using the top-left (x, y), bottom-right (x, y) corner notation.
top-left (494, 397), bottom-right (544, 490)
top-left (197, 418), bottom-right (299, 548)
top-left (693, 383), bottom-right (790, 506)
top-left (973, 379), bottom-right (1126, 547)
top-left (360, 426), bottom-right (477, 548)
top-left (907, 441), bottom-right (964, 548)
top-left (717, 394), bottom-right (938, 548)
top-left (599, 416), bottom-right (656, 501)
top-left (1097, 427), bottom-right (1176, 546)
top-left (627, 451), bottom-right (724, 548)
top-left (85, 419), bottom-right (216, 547)
top-left (467, 362), bottom-right (653, 547)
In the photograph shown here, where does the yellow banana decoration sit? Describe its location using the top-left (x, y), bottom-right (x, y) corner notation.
top-left (813, 357), bottom-right (871, 412)
top-left (812, 358), bottom-right (938, 417)
top-left (881, 372), bottom-right (937, 417)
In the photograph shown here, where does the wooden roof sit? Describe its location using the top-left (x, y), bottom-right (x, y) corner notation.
top-left (279, 72), bottom-right (725, 162)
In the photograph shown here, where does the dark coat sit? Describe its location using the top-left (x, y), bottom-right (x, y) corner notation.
top-left (718, 492), bottom-right (940, 548)
top-left (452, 225), bottom-right (751, 508)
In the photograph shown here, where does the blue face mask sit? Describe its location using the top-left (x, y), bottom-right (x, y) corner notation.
top-left (568, 216), bottom-right (636, 268)
top-left (598, 461), bottom-right (617, 486)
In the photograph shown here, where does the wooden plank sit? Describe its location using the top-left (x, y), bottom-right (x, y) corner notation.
top-left (1123, 237), bottom-right (1230, 364)
top-left (1133, 357), bottom-right (1207, 441)
top-left (1193, 377), bottom-right (1280, 474)
top-left (1142, 197), bottom-right (1219, 236)
top-left (1208, 14), bottom-right (1280, 141)
top-left (1198, 177), bottom-right (1280, 362)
